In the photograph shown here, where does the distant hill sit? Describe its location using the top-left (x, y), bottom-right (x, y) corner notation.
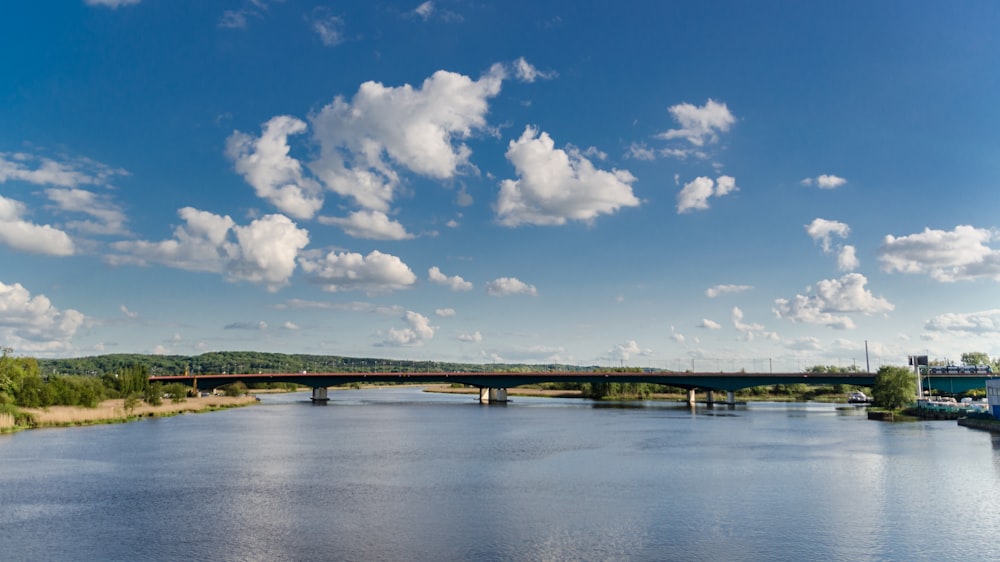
top-left (38, 351), bottom-right (583, 377)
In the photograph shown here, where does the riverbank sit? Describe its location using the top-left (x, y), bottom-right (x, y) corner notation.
top-left (10, 395), bottom-right (259, 430)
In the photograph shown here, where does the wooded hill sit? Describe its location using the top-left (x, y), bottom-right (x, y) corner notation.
top-left (38, 351), bottom-right (582, 377)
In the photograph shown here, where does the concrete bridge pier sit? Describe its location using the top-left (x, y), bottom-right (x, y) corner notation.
top-left (727, 391), bottom-right (736, 406)
top-left (687, 389), bottom-right (696, 405)
top-left (311, 386), bottom-right (329, 404)
top-left (479, 387), bottom-right (508, 404)
top-left (706, 390), bottom-right (714, 407)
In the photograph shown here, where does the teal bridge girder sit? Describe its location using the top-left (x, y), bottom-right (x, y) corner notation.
top-left (150, 371), bottom-right (996, 394)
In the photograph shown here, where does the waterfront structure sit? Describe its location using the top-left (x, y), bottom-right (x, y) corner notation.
top-left (987, 379), bottom-right (1000, 418)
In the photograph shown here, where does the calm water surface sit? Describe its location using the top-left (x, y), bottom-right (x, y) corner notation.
top-left (2, 387), bottom-right (998, 561)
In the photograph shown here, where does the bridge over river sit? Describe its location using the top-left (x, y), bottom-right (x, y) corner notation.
top-left (149, 370), bottom-right (996, 404)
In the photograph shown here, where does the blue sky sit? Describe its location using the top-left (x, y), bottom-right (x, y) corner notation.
top-left (3, 0), bottom-right (1000, 369)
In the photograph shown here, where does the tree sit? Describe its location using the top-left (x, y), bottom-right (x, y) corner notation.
top-left (872, 365), bottom-right (916, 410)
top-left (961, 352), bottom-right (990, 366)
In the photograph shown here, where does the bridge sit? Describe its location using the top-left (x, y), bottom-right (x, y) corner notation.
top-left (149, 370), bottom-right (994, 404)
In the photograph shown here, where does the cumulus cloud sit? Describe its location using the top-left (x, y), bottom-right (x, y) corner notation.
top-left (300, 249), bottom-right (417, 294)
top-left (319, 210), bottom-right (412, 240)
top-left (698, 319), bottom-right (722, 330)
top-left (383, 310), bottom-right (435, 346)
top-left (925, 309), bottom-right (1000, 334)
top-left (428, 266), bottom-right (473, 291)
top-left (806, 218), bottom-right (850, 252)
top-left (310, 65), bottom-right (504, 211)
top-left (227, 115), bottom-right (325, 220)
top-left (458, 331), bottom-right (483, 343)
top-left (801, 174), bottom-right (847, 189)
top-left (838, 245), bottom-right (859, 271)
top-left (0, 281), bottom-right (85, 353)
top-left (496, 126), bottom-right (639, 226)
top-left (705, 284), bottom-right (752, 298)
top-left (485, 276), bottom-right (538, 296)
top-left (656, 99), bottom-right (735, 147)
top-left (806, 218), bottom-right (858, 271)
top-left (435, 308), bottom-right (456, 317)
top-left (676, 175), bottom-right (737, 213)
top-left (879, 225), bottom-right (1000, 282)
top-left (513, 57), bottom-right (556, 83)
top-left (120, 305), bottom-right (138, 319)
top-left (773, 273), bottom-right (894, 329)
top-left (109, 208), bottom-right (309, 291)
top-left (610, 340), bottom-right (652, 362)
top-left (0, 195), bottom-right (75, 256)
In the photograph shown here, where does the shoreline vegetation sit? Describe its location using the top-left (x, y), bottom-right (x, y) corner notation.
top-left (3, 395), bottom-right (259, 432)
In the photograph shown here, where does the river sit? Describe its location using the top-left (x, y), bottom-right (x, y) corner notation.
top-left (1, 387), bottom-right (997, 561)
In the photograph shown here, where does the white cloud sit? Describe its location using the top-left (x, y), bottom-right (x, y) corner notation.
top-left (120, 305), bottom-right (138, 319)
top-left (879, 225), bottom-right (1000, 282)
top-left (227, 115), bottom-right (325, 220)
top-left (732, 307), bottom-right (766, 339)
top-left (300, 249), bottom-right (417, 294)
top-left (435, 308), bottom-right (456, 317)
top-left (225, 321), bottom-right (268, 331)
top-left (45, 187), bottom-right (128, 235)
top-left (513, 57), bottom-right (556, 83)
top-left (485, 277), bottom-right (538, 296)
top-left (414, 1), bottom-right (434, 20)
top-left (610, 340), bottom-right (652, 362)
top-left (773, 273), bottom-right (894, 329)
top-left (0, 151), bottom-right (127, 189)
top-left (319, 210), bottom-right (412, 240)
top-left (218, 10), bottom-right (249, 28)
top-left (628, 143), bottom-right (657, 161)
top-left (838, 245), bottom-right (859, 271)
top-left (411, 1), bottom-right (462, 22)
top-left (458, 331), bottom-right (483, 343)
top-left (383, 310), bottom-right (435, 346)
top-left (925, 309), bottom-right (1000, 335)
top-left (698, 319), bottom-right (722, 330)
top-left (428, 266), bottom-right (473, 291)
top-left (230, 214), bottom-right (311, 291)
top-left (0, 281), bottom-right (84, 353)
top-left (496, 126), bottom-right (639, 226)
top-left (705, 284), bottom-right (752, 298)
top-left (310, 65), bottom-right (504, 211)
top-left (801, 174), bottom-right (847, 189)
top-left (656, 99), bottom-right (735, 147)
top-left (676, 175), bottom-right (737, 213)
top-left (109, 208), bottom-right (309, 291)
top-left (309, 7), bottom-right (346, 46)
top-left (84, 0), bottom-right (141, 8)
top-left (806, 218), bottom-right (850, 252)
top-left (0, 195), bottom-right (75, 256)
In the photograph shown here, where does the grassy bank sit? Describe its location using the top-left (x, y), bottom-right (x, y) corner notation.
top-left (6, 395), bottom-right (259, 431)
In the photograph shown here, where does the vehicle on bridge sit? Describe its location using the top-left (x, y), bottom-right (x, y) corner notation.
top-left (924, 365), bottom-right (993, 375)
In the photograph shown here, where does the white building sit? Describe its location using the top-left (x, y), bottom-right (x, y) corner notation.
top-left (987, 379), bottom-right (1000, 419)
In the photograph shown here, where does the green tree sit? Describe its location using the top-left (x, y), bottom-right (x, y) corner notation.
top-left (872, 365), bottom-right (917, 410)
top-left (961, 352), bottom-right (991, 366)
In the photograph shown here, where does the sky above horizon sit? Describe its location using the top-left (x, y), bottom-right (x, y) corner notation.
top-left (3, 0), bottom-right (1000, 370)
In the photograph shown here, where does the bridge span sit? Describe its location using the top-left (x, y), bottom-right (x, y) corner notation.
top-left (149, 370), bottom-right (993, 404)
